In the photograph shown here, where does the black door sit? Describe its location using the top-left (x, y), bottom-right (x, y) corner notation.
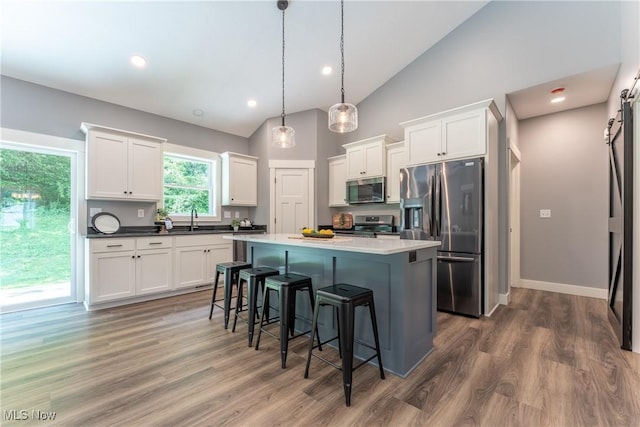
top-left (607, 96), bottom-right (633, 351)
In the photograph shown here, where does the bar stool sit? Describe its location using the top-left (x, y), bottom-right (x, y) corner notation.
top-left (255, 273), bottom-right (322, 368)
top-left (304, 283), bottom-right (385, 407)
top-left (232, 267), bottom-right (280, 346)
top-left (208, 261), bottom-right (252, 329)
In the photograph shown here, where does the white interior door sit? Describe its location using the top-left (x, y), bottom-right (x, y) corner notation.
top-left (274, 168), bottom-right (310, 233)
top-left (509, 146), bottom-right (522, 290)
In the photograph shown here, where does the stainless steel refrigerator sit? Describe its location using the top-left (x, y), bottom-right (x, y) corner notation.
top-left (399, 158), bottom-right (483, 317)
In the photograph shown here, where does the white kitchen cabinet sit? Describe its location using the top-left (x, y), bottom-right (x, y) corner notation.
top-left (401, 100), bottom-right (498, 166)
top-left (343, 135), bottom-right (396, 180)
top-left (81, 123), bottom-right (166, 201)
top-left (87, 237), bottom-right (173, 304)
top-left (174, 234), bottom-right (232, 289)
top-left (221, 152), bottom-right (258, 206)
top-left (328, 155), bottom-right (348, 207)
top-left (385, 142), bottom-right (405, 203)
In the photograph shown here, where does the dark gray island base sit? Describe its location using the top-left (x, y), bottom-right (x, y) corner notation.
top-left (224, 234), bottom-right (439, 377)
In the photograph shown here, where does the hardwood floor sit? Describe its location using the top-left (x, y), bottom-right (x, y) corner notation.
top-left (1, 287), bottom-right (639, 426)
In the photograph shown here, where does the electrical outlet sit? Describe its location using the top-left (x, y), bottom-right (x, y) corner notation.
top-left (138, 209), bottom-right (145, 218)
top-left (539, 209), bottom-right (551, 218)
top-left (224, 211), bottom-right (231, 219)
top-left (235, 211), bottom-right (240, 218)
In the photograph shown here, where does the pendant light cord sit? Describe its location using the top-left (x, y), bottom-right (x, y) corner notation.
top-left (340, 0), bottom-right (345, 104)
top-left (281, 6), bottom-right (286, 127)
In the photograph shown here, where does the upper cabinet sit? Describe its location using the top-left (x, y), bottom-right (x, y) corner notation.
top-left (343, 135), bottom-right (396, 180)
top-left (385, 141), bottom-right (405, 204)
top-left (400, 100), bottom-right (501, 166)
top-left (328, 155), bottom-right (348, 207)
top-left (221, 152), bottom-right (258, 206)
top-left (81, 123), bottom-right (166, 201)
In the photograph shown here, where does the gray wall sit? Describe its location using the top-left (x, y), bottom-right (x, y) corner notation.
top-left (519, 103), bottom-right (608, 288)
top-left (1, 76), bottom-right (248, 152)
top-left (341, 0), bottom-right (626, 295)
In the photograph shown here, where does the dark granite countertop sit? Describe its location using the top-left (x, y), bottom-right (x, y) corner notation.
top-left (86, 225), bottom-right (267, 238)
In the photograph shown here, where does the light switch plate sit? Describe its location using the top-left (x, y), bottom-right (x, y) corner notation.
top-left (224, 211), bottom-right (231, 219)
top-left (138, 209), bottom-right (145, 218)
top-left (235, 212), bottom-right (240, 218)
top-left (540, 209), bottom-right (551, 218)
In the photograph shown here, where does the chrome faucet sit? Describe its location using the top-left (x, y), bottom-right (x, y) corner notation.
top-left (190, 207), bottom-right (198, 231)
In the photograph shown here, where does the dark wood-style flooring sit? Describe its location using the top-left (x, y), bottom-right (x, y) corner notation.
top-left (1, 287), bottom-right (639, 426)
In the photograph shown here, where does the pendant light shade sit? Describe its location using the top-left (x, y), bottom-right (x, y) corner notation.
top-left (272, 0), bottom-right (295, 148)
top-left (328, 0), bottom-right (358, 133)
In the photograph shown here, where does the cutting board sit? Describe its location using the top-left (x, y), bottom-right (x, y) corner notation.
top-left (332, 213), bottom-right (353, 229)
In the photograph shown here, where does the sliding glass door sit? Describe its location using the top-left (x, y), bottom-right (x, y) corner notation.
top-left (0, 143), bottom-right (77, 312)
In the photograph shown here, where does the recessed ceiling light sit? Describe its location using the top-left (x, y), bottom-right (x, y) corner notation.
top-left (192, 109), bottom-right (204, 117)
top-left (130, 55), bottom-right (147, 68)
top-left (550, 96), bottom-right (566, 104)
top-left (322, 66), bottom-right (332, 75)
top-left (247, 99), bottom-right (257, 108)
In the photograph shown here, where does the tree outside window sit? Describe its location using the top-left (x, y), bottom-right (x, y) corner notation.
top-left (163, 154), bottom-right (214, 216)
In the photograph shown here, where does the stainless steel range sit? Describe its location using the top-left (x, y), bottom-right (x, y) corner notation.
top-left (353, 214), bottom-right (394, 237)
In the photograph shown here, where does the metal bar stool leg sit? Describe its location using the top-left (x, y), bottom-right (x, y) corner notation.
top-left (369, 299), bottom-right (385, 380)
top-left (339, 301), bottom-right (355, 407)
top-left (209, 270), bottom-right (222, 320)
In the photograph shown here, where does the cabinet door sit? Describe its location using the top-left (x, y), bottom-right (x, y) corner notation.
top-left (386, 145), bottom-right (405, 203)
top-left (87, 131), bottom-right (129, 199)
top-left (90, 251), bottom-right (136, 303)
top-left (363, 142), bottom-right (385, 177)
top-left (227, 156), bottom-right (257, 206)
top-left (328, 157), bottom-right (348, 206)
top-left (405, 120), bottom-right (442, 166)
top-left (345, 145), bottom-right (366, 180)
top-left (205, 244), bottom-right (233, 283)
top-left (174, 246), bottom-right (207, 289)
top-left (128, 138), bottom-right (163, 201)
top-left (442, 109), bottom-right (486, 160)
top-left (136, 249), bottom-right (172, 295)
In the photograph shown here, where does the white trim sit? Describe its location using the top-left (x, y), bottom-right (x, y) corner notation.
top-left (517, 279), bottom-right (607, 300)
top-left (485, 302), bottom-right (500, 317)
top-left (269, 159), bottom-right (315, 169)
top-left (508, 141), bottom-right (521, 161)
top-left (499, 292), bottom-right (511, 305)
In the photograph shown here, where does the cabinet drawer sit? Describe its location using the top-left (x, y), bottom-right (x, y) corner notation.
top-left (136, 237), bottom-right (173, 250)
top-left (91, 238), bottom-right (135, 253)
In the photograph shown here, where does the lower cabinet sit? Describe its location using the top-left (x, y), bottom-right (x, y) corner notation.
top-left (173, 235), bottom-right (233, 290)
top-left (86, 234), bottom-right (232, 307)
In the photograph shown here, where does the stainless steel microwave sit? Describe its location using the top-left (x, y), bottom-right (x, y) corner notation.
top-left (346, 177), bottom-right (386, 204)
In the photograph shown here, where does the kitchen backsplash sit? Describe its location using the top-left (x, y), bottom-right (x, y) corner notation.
top-left (86, 200), bottom-right (254, 228)
top-left (330, 204), bottom-right (401, 228)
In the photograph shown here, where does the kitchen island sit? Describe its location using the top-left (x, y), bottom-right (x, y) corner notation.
top-left (223, 233), bottom-right (440, 377)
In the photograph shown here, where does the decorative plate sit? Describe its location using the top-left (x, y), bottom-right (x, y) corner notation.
top-left (92, 212), bottom-right (121, 234)
top-left (302, 232), bottom-right (334, 239)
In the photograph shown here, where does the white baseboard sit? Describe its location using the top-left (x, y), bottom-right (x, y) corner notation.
top-left (498, 292), bottom-right (510, 305)
top-left (516, 279), bottom-right (607, 300)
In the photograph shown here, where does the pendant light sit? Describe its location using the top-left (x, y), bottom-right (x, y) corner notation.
top-left (272, 0), bottom-right (295, 148)
top-left (328, 0), bottom-right (357, 133)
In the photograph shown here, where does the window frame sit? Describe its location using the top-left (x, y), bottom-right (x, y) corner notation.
top-left (161, 143), bottom-right (221, 222)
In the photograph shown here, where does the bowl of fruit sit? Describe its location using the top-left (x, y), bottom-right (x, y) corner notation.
top-left (302, 228), bottom-right (335, 238)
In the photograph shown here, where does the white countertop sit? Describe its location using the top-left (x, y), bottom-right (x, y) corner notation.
top-left (223, 233), bottom-right (440, 255)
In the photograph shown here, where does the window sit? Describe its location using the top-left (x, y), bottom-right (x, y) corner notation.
top-left (162, 144), bottom-right (221, 221)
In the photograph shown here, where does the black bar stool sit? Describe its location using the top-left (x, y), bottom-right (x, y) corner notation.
top-left (255, 273), bottom-right (322, 368)
top-left (232, 267), bottom-right (279, 346)
top-left (304, 283), bottom-right (385, 407)
top-left (208, 261), bottom-right (252, 328)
